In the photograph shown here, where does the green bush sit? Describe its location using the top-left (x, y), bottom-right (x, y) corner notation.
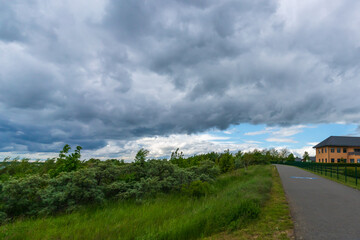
top-left (181, 180), bottom-right (210, 197)
top-left (0, 175), bottom-right (48, 217)
top-left (0, 157), bottom-right (220, 221)
top-left (49, 145), bottom-right (82, 177)
top-left (345, 167), bottom-right (360, 178)
top-left (40, 169), bottom-right (104, 214)
top-left (0, 212), bottom-right (6, 224)
top-left (218, 150), bottom-right (235, 173)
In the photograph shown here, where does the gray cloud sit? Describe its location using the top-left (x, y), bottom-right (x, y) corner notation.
top-left (1, 0), bottom-right (360, 152)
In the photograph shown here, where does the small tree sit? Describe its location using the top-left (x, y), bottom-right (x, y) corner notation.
top-left (218, 150), bottom-right (234, 173)
top-left (134, 148), bottom-right (149, 165)
top-left (286, 153), bottom-right (295, 162)
top-left (49, 144), bottom-right (82, 177)
top-left (242, 152), bottom-right (255, 170)
top-left (234, 150), bottom-right (243, 169)
top-left (279, 148), bottom-right (290, 160)
top-left (303, 151), bottom-right (310, 162)
top-left (170, 148), bottom-right (185, 167)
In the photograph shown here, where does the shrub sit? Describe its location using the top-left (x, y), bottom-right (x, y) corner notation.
top-left (0, 212), bottom-right (6, 224)
top-left (345, 167), bottom-right (360, 178)
top-left (0, 175), bottom-right (49, 217)
top-left (218, 150), bottom-right (234, 173)
top-left (49, 145), bottom-right (82, 177)
top-left (181, 180), bottom-right (210, 198)
top-left (40, 169), bottom-right (104, 214)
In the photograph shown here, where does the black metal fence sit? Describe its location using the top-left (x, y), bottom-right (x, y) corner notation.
top-left (277, 161), bottom-right (360, 186)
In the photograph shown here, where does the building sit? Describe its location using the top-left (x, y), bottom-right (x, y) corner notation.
top-left (313, 136), bottom-right (360, 163)
top-left (295, 156), bottom-right (316, 162)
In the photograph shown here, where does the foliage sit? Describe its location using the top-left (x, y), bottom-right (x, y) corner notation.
top-left (286, 153), bottom-right (295, 162)
top-left (1, 175), bottom-right (48, 217)
top-left (218, 150), bottom-right (235, 173)
top-left (0, 144), bottom-right (291, 223)
top-left (181, 180), bottom-right (211, 197)
top-left (0, 152), bottom-right (220, 220)
top-left (207, 166), bottom-right (293, 240)
top-left (134, 148), bottom-right (149, 165)
top-left (303, 151), bottom-right (310, 161)
top-left (0, 166), bottom-right (273, 240)
top-left (49, 145), bottom-right (82, 177)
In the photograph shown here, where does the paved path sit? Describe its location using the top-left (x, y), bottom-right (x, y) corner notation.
top-left (276, 164), bottom-right (360, 240)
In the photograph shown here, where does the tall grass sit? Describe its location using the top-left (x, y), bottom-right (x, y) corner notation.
top-left (0, 165), bottom-right (272, 240)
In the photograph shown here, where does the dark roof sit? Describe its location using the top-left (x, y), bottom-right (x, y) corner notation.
top-left (313, 136), bottom-right (360, 148)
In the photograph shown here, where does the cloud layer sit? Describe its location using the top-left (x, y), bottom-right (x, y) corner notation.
top-left (1, 0), bottom-right (360, 153)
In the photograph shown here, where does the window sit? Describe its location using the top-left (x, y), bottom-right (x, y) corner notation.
top-left (322, 148), bottom-right (323, 153)
top-left (318, 149), bottom-right (320, 153)
top-left (355, 149), bottom-right (360, 153)
top-left (358, 159), bottom-right (360, 163)
top-left (343, 148), bottom-right (347, 153)
top-left (325, 158), bottom-right (327, 163)
top-left (337, 159), bottom-right (341, 163)
top-left (337, 148), bottom-right (341, 153)
top-left (325, 148), bottom-right (327, 153)
top-left (350, 159), bottom-right (355, 163)
top-left (331, 158), bottom-right (335, 163)
top-left (331, 148), bottom-right (335, 153)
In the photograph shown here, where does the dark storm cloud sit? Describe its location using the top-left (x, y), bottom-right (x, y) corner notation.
top-left (0, 2), bottom-right (24, 42)
top-left (1, 0), bottom-right (360, 152)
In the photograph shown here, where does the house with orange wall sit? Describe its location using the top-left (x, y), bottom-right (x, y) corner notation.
top-left (313, 136), bottom-right (360, 163)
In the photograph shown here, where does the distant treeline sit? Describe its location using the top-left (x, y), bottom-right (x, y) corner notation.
top-left (0, 145), bottom-right (294, 223)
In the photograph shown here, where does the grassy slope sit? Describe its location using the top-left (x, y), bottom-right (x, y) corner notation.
top-left (1, 165), bottom-right (272, 240)
top-left (205, 165), bottom-right (294, 240)
top-left (302, 166), bottom-right (360, 190)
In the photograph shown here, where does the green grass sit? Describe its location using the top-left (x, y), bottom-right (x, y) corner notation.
top-left (204, 165), bottom-right (294, 240)
top-left (0, 165), bottom-right (273, 240)
top-left (302, 165), bottom-right (360, 190)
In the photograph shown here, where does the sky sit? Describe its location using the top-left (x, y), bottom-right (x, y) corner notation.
top-left (1, 0), bottom-right (360, 161)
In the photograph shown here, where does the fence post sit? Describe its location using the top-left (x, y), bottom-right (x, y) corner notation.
top-left (331, 164), bottom-right (332, 178)
top-left (356, 165), bottom-right (358, 186)
top-left (321, 164), bottom-right (323, 175)
top-left (345, 165), bottom-right (347, 183)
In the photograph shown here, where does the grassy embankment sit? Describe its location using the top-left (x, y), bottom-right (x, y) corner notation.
top-left (1, 165), bottom-right (277, 240)
top-left (303, 165), bottom-right (360, 190)
top-left (206, 165), bottom-right (293, 240)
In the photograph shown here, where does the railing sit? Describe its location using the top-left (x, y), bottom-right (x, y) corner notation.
top-left (348, 152), bottom-right (360, 156)
top-left (275, 161), bottom-right (360, 186)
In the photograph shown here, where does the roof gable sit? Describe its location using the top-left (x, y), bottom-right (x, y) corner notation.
top-left (313, 136), bottom-right (360, 148)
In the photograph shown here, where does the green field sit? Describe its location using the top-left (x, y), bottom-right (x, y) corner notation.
top-left (0, 165), bottom-right (273, 240)
top-left (205, 165), bottom-right (293, 240)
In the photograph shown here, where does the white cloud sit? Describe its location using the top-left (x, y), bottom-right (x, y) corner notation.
top-left (245, 125), bottom-right (314, 144)
top-left (244, 128), bottom-right (273, 136)
top-left (291, 145), bottom-right (316, 157)
top-left (271, 125), bottom-right (312, 137)
top-left (266, 138), bottom-right (298, 143)
top-left (85, 133), bottom-right (261, 161)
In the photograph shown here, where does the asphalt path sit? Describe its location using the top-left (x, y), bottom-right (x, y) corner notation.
top-left (276, 164), bottom-right (360, 240)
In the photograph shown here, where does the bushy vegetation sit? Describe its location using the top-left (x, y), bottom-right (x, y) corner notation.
top-left (0, 145), bottom-right (290, 225)
top-left (344, 167), bottom-right (360, 178)
top-left (0, 166), bottom-right (273, 240)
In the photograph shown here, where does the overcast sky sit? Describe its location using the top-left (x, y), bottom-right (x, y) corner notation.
top-left (1, 0), bottom-right (360, 160)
